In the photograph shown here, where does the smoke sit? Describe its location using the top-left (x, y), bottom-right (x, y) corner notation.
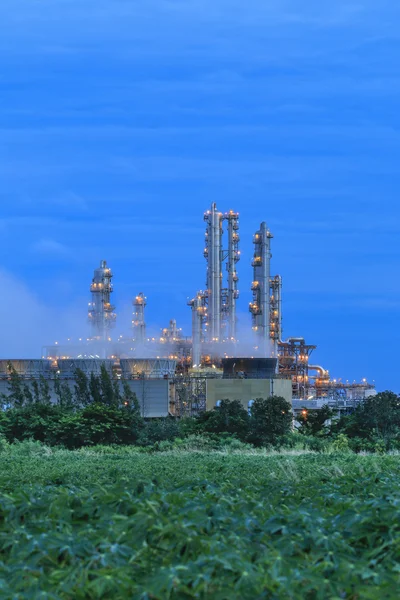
top-left (0, 269), bottom-right (87, 357)
top-left (230, 310), bottom-right (272, 358)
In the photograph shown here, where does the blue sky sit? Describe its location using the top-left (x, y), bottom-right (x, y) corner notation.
top-left (0, 0), bottom-right (399, 390)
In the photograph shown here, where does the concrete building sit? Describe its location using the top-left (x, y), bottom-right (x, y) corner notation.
top-left (206, 377), bottom-right (292, 411)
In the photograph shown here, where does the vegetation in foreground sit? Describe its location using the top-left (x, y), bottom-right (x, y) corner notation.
top-left (0, 443), bottom-right (400, 598)
top-left (1, 365), bottom-right (400, 597)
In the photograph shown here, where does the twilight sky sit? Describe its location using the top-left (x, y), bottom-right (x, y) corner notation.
top-left (0, 0), bottom-right (399, 391)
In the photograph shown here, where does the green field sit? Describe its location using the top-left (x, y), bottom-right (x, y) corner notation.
top-left (1, 444), bottom-right (400, 599)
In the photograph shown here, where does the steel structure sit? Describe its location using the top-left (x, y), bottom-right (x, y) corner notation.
top-left (249, 222), bottom-right (273, 357)
top-left (0, 359), bottom-right (53, 379)
top-left (278, 338), bottom-right (316, 399)
top-left (224, 210), bottom-right (240, 340)
top-left (269, 275), bottom-right (282, 357)
top-left (172, 375), bottom-right (209, 416)
top-left (203, 203), bottom-right (240, 344)
top-left (132, 293), bottom-right (147, 345)
top-left (188, 292), bottom-right (207, 367)
top-left (88, 260), bottom-right (116, 343)
top-left (120, 358), bottom-right (177, 379)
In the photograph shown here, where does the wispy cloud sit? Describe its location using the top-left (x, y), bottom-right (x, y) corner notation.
top-left (32, 239), bottom-right (71, 257)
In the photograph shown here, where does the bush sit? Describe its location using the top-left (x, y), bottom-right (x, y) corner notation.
top-left (301, 436), bottom-right (329, 453)
top-left (139, 417), bottom-right (180, 446)
top-left (247, 397), bottom-right (293, 447)
top-left (331, 434), bottom-right (351, 453)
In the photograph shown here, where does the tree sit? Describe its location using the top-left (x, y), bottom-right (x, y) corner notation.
top-left (39, 376), bottom-right (51, 405)
top-left (53, 403), bottom-right (143, 448)
top-left (112, 378), bottom-right (121, 406)
top-left (89, 372), bottom-right (102, 404)
top-left (7, 363), bottom-right (25, 408)
top-left (335, 391), bottom-right (400, 448)
top-left (1, 403), bottom-right (62, 443)
top-left (297, 404), bottom-right (334, 436)
top-left (74, 369), bottom-right (90, 406)
top-left (54, 375), bottom-right (74, 409)
top-left (196, 400), bottom-right (250, 441)
top-left (248, 396), bottom-right (293, 447)
top-left (23, 384), bottom-right (34, 405)
top-left (100, 364), bottom-right (114, 406)
top-left (31, 380), bottom-right (40, 404)
top-left (122, 382), bottom-right (140, 412)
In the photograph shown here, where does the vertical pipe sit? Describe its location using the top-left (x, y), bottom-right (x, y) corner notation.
top-left (227, 213), bottom-right (240, 340)
top-left (259, 223), bottom-right (271, 356)
top-left (250, 223), bottom-right (272, 357)
top-left (205, 203), bottom-right (222, 342)
top-left (132, 293), bottom-right (147, 346)
top-left (188, 293), bottom-right (204, 367)
top-left (88, 260), bottom-right (116, 349)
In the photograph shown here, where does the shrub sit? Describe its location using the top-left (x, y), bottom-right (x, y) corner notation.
top-left (331, 434), bottom-right (351, 453)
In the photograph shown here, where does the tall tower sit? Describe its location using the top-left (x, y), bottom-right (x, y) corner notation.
top-left (188, 292), bottom-right (207, 367)
top-left (204, 203), bottom-right (223, 341)
top-left (225, 210), bottom-right (240, 340)
top-left (250, 223), bottom-right (273, 357)
top-left (132, 292), bottom-right (147, 346)
top-left (88, 260), bottom-right (116, 342)
top-left (269, 275), bottom-right (282, 357)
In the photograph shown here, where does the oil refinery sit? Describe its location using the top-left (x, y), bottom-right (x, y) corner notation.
top-left (0, 204), bottom-right (375, 416)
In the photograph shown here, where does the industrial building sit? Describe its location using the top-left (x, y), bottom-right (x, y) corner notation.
top-left (1, 203), bottom-right (375, 416)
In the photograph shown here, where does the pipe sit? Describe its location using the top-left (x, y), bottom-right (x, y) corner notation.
top-left (308, 365), bottom-right (329, 378)
top-left (204, 203), bottom-right (222, 342)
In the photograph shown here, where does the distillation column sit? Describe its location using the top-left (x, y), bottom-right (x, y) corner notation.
top-left (188, 293), bottom-right (206, 367)
top-left (88, 260), bottom-right (116, 343)
top-left (132, 293), bottom-right (147, 346)
top-left (204, 203), bottom-right (223, 341)
top-left (249, 223), bottom-right (273, 357)
top-left (225, 211), bottom-right (240, 341)
top-left (269, 275), bottom-right (282, 357)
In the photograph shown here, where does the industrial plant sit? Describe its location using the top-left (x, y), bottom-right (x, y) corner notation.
top-left (0, 204), bottom-right (375, 416)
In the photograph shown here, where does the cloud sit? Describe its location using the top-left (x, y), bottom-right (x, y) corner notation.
top-left (0, 269), bottom-right (86, 357)
top-left (32, 239), bottom-right (71, 257)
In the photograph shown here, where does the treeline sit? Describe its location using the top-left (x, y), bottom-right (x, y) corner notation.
top-left (0, 365), bottom-right (399, 452)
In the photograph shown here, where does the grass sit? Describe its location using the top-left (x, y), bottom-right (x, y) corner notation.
top-left (0, 442), bottom-right (400, 598)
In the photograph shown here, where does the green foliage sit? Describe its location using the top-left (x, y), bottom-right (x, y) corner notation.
top-left (248, 396), bottom-right (293, 446)
top-left (331, 433), bottom-right (351, 452)
top-left (297, 404), bottom-right (334, 436)
top-left (74, 368), bottom-right (90, 406)
top-left (99, 364), bottom-right (115, 406)
top-left (53, 403), bottom-right (143, 449)
top-left (196, 399), bottom-right (250, 441)
top-left (0, 403), bottom-right (62, 443)
top-left (6, 362), bottom-right (25, 407)
top-left (139, 417), bottom-right (180, 446)
top-left (89, 372), bottom-right (102, 404)
top-left (0, 450), bottom-right (399, 598)
top-left (335, 391), bottom-right (400, 449)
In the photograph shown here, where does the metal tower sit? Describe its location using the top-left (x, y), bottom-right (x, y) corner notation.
top-left (188, 292), bottom-right (207, 367)
top-left (203, 203), bottom-right (240, 344)
top-left (249, 222), bottom-right (273, 357)
top-left (132, 293), bottom-right (147, 346)
top-left (269, 275), bottom-right (282, 357)
top-left (204, 203), bottom-right (223, 341)
top-left (88, 260), bottom-right (116, 342)
top-left (224, 210), bottom-right (240, 340)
